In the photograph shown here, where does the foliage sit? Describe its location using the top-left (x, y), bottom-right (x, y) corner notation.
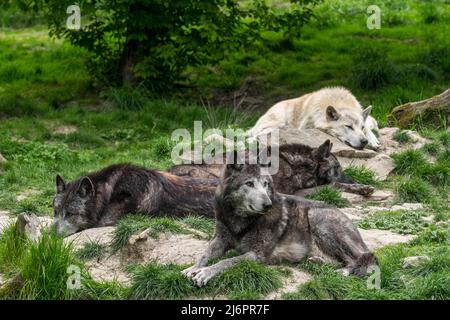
top-left (21, 0), bottom-right (318, 87)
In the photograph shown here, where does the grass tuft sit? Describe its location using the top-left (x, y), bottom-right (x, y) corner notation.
top-left (19, 230), bottom-right (79, 300)
top-left (392, 150), bottom-right (428, 175)
top-left (396, 177), bottom-right (433, 203)
top-left (393, 130), bottom-right (412, 144)
top-left (75, 241), bottom-right (104, 261)
top-left (306, 186), bottom-right (348, 208)
top-left (343, 165), bottom-right (379, 187)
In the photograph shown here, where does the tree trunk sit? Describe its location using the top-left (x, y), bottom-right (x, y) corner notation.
top-left (119, 39), bottom-right (140, 87)
top-left (390, 88), bottom-right (450, 128)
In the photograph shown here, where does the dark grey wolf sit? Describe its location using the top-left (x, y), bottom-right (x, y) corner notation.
top-left (53, 164), bottom-right (218, 236)
top-left (183, 160), bottom-right (377, 286)
top-left (170, 140), bottom-right (374, 195)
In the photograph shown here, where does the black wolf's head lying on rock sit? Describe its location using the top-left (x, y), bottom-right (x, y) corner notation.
top-left (53, 164), bottom-right (218, 236)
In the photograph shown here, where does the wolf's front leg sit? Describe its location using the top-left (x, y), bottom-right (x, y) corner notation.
top-left (182, 236), bottom-right (229, 278)
top-left (188, 251), bottom-right (259, 287)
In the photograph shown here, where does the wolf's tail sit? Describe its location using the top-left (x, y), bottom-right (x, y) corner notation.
top-left (350, 252), bottom-right (379, 277)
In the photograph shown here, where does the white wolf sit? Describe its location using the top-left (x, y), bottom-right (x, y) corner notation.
top-left (248, 87), bottom-right (380, 150)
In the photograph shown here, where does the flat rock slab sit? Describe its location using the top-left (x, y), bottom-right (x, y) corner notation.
top-left (378, 127), bottom-right (429, 156)
top-left (124, 232), bottom-right (207, 265)
top-left (65, 226), bottom-right (115, 249)
top-left (341, 190), bottom-right (394, 205)
top-left (358, 229), bottom-right (414, 251)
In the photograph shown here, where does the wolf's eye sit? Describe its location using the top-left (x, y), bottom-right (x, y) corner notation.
top-left (245, 181), bottom-right (254, 187)
top-left (346, 125), bottom-right (354, 130)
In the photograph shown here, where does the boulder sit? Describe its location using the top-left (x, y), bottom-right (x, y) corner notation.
top-left (402, 256), bottom-right (430, 268)
top-left (15, 213), bottom-right (52, 241)
top-left (358, 229), bottom-right (414, 251)
top-left (391, 88), bottom-right (450, 128)
top-left (378, 127), bottom-right (428, 156)
top-left (65, 227), bottom-right (115, 249)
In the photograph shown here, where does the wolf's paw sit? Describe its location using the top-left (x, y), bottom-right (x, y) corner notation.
top-left (190, 267), bottom-right (215, 287)
top-left (182, 265), bottom-right (201, 278)
top-left (336, 267), bottom-right (351, 277)
top-left (308, 256), bottom-right (326, 264)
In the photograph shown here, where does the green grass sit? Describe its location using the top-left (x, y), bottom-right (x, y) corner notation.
top-left (129, 260), bottom-right (285, 300)
top-left (392, 150), bottom-right (428, 175)
top-left (357, 210), bottom-right (428, 235)
top-left (344, 165), bottom-right (379, 187)
top-left (393, 130), bottom-right (412, 144)
top-left (396, 177), bottom-right (433, 203)
top-left (0, 224), bottom-right (28, 274)
top-left (18, 230), bottom-right (79, 300)
top-left (0, 0), bottom-right (449, 300)
top-left (75, 242), bottom-right (105, 261)
top-left (306, 186), bottom-right (349, 208)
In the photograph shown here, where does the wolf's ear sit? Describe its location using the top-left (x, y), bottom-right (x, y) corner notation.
top-left (362, 105), bottom-right (372, 120)
top-left (56, 175), bottom-right (66, 193)
top-left (315, 140), bottom-right (332, 160)
top-left (77, 177), bottom-right (95, 198)
top-left (326, 106), bottom-right (340, 121)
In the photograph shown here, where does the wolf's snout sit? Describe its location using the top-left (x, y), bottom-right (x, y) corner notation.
top-left (360, 138), bottom-right (368, 147)
top-left (263, 202), bottom-right (272, 211)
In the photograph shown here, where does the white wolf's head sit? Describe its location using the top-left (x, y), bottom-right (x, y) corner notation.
top-left (311, 88), bottom-right (372, 150)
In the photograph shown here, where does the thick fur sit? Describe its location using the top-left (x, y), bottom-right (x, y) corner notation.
top-left (248, 87), bottom-right (380, 150)
top-left (169, 141), bottom-right (374, 196)
top-left (53, 164), bottom-right (218, 236)
top-left (183, 162), bottom-right (377, 286)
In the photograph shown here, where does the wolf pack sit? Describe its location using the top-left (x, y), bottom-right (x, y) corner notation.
top-left (53, 87), bottom-right (382, 287)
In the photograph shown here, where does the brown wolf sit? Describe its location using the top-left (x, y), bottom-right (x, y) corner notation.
top-left (53, 164), bottom-right (218, 236)
top-left (183, 160), bottom-right (378, 286)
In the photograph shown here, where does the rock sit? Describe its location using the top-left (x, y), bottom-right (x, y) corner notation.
top-left (391, 203), bottom-right (423, 211)
top-left (54, 125), bottom-right (77, 135)
top-left (378, 127), bottom-right (429, 156)
top-left (402, 256), bottom-right (430, 268)
top-left (15, 213), bottom-right (52, 241)
top-left (358, 229), bottom-right (414, 251)
top-left (0, 153), bottom-right (6, 163)
top-left (341, 190), bottom-right (394, 205)
top-left (123, 231), bottom-right (207, 265)
top-left (265, 267), bottom-right (312, 300)
top-left (340, 207), bottom-right (364, 220)
top-left (65, 227), bottom-right (115, 249)
top-left (337, 153), bottom-right (394, 180)
top-left (391, 88), bottom-right (450, 128)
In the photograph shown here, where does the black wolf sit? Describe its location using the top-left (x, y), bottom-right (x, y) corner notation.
top-left (53, 164), bottom-right (218, 236)
top-left (170, 140), bottom-right (374, 195)
top-left (183, 160), bottom-right (378, 286)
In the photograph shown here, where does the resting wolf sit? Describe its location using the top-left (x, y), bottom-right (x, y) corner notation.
top-left (183, 161), bottom-right (378, 286)
top-left (247, 87), bottom-right (380, 150)
top-left (170, 140), bottom-right (374, 196)
top-left (53, 164), bottom-right (218, 236)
